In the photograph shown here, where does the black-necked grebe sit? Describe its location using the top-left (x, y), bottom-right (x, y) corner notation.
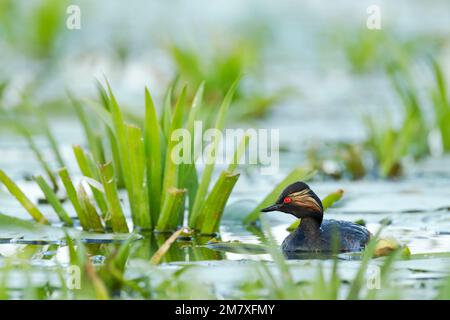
top-left (261, 181), bottom-right (371, 252)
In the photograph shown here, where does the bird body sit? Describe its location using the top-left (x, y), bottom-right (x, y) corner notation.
top-left (261, 181), bottom-right (371, 253)
top-left (281, 218), bottom-right (371, 252)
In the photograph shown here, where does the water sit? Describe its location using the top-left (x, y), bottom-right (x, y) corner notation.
top-left (1, 0), bottom-right (450, 299)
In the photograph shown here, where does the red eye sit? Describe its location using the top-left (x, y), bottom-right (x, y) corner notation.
top-left (283, 197), bottom-right (291, 204)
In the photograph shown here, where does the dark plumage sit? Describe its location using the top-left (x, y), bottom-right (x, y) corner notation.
top-left (281, 219), bottom-right (371, 252)
top-left (261, 181), bottom-right (371, 252)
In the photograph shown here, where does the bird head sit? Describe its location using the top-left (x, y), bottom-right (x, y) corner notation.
top-left (261, 181), bottom-right (323, 224)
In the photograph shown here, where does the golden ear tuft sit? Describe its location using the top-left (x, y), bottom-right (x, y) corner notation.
top-left (289, 189), bottom-right (322, 213)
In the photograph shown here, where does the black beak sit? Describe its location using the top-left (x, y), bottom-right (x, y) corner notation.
top-left (261, 203), bottom-right (282, 212)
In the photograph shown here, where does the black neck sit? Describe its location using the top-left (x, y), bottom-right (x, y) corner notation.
top-left (298, 217), bottom-right (321, 238)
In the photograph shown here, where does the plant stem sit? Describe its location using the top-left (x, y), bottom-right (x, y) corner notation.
top-left (99, 162), bottom-right (129, 233)
top-left (34, 175), bottom-right (72, 226)
top-left (0, 170), bottom-right (49, 224)
top-left (156, 187), bottom-right (186, 232)
top-left (199, 171), bottom-right (240, 234)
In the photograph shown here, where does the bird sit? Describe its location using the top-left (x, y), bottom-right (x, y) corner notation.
top-left (261, 181), bottom-right (371, 252)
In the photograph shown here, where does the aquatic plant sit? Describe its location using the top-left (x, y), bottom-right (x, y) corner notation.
top-left (0, 78), bottom-right (311, 238)
top-left (0, 103), bottom-right (66, 191)
top-left (430, 59), bottom-right (450, 152)
top-left (337, 27), bottom-right (444, 74)
top-left (340, 28), bottom-right (390, 73)
top-left (63, 231), bottom-right (186, 299)
top-left (337, 144), bottom-right (366, 180)
top-left (364, 65), bottom-right (429, 177)
top-left (307, 143), bottom-right (366, 180)
top-left (88, 80), bottom-right (249, 234)
top-left (0, 210), bottom-right (185, 299)
top-left (0, 170), bottom-right (49, 224)
top-left (169, 42), bottom-right (290, 119)
top-left (0, 81), bottom-right (253, 235)
top-left (0, 208), bottom-right (446, 300)
top-left (18, 120), bottom-right (65, 190)
top-left (308, 59), bottom-right (447, 179)
top-left (0, 0), bottom-right (69, 59)
top-left (0, 81), bottom-right (7, 102)
top-left (170, 43), bottom-right (253, 103)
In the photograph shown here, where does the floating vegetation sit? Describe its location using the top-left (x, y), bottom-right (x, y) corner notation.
top-left (374, 237), bottom-right (410, 258)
